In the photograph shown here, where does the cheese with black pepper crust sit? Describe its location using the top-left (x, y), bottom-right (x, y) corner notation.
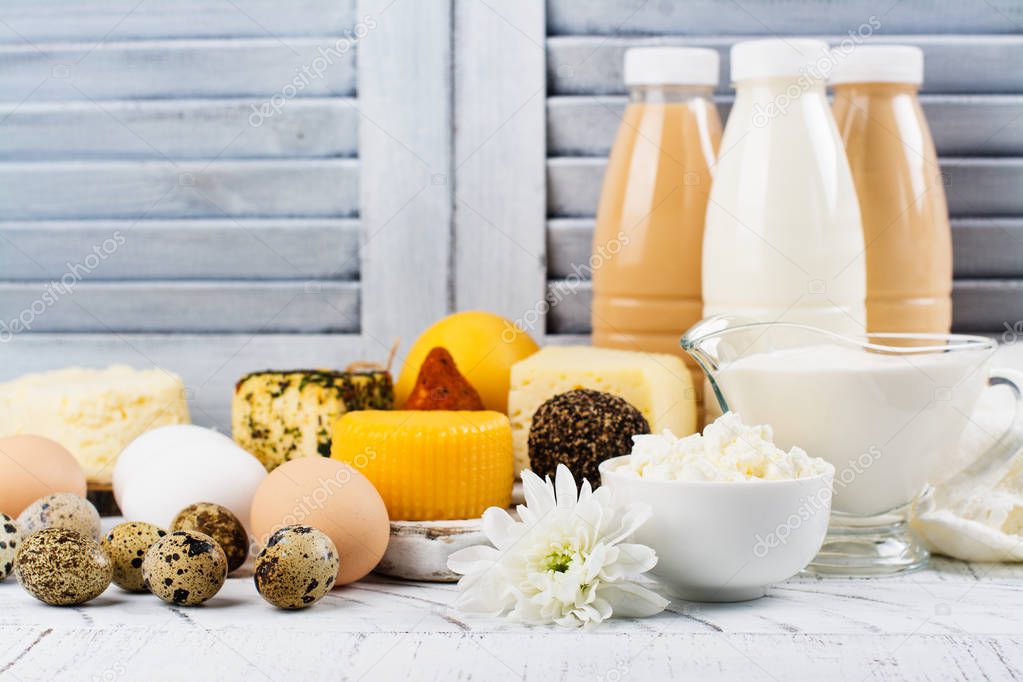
top-left (232, 370), bottom-right (394, 471)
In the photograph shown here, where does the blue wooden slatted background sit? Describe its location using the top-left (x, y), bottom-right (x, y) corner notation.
top-left (0, 0), bottom-right (1021, 428)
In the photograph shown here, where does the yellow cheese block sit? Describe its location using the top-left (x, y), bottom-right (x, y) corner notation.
top-left (508, 346), bottom-right (697, 474)
top-left (0, 365), bottom-right (190, 485)
top-left (331, 410), bottom-right (513, 521)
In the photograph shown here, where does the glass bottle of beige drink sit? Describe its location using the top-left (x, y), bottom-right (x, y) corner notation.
top-left (591, 47), bottom-right (722, 359)
top-left (831, 46), bottom-right (952, 334)
top-left (702, 39), bottom-right (866, 334)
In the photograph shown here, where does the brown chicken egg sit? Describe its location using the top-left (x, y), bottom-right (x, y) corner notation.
top-left (0, 436), bottom-right (87, 518)
top-left (250, 458), bottom-right (389, 585)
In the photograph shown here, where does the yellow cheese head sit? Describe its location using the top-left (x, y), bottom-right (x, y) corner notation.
top-left (332, 410), bottom-right (513, 521)
top-left (395, 311), bottom-right (539, 413)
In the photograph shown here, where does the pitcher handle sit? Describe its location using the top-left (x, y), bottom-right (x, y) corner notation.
top-left (942, 367), bottom-right (1023, 496)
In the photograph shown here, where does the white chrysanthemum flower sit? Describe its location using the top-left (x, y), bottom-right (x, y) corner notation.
top-left (447, 464), bottom-right (668, 627)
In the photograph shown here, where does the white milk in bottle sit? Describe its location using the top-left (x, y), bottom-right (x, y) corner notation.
top-left (703, 39), bottom-right (866, 334)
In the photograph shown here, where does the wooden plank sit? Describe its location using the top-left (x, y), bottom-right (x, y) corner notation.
top-left (0, 333), bottom-right (373, 430)
top-left (953, 218), bottom-right (1023, 278)
top-left (545, 279), bottom-right (1023, 334)
top-left (0, 219), bottom-right (360, 280)
top-left (0, 38), bottom-right (356, 102)
top-left (357, 0), bottom-right (453, 352)
top-left (0, 159), bottom-right (358, 219)
top-left (0, 98), bottom-right (358, 160)
top-left (547, 0), bottom-right (1023, 36)
top-left (547, 95), bottom-right (1023, 157)
top-left (549, 217), bottom-right (1023, 279)
top-left (0, 0), bottom-right (358, 43)
top-left (4, 627), bottom-right (1023, 681)
top-left (2, 565), bottom-right (1023, 680)
top-left (547, 36), bottom-right (1023, 95)
top-left (547, 157), bottom-right (1023, 218)
top-left (954, 280), bottom-right (1023, 332)
top-left (453, 0), bottom-right (546, 328)
top-left (0, 280), bottom-right (359, 334)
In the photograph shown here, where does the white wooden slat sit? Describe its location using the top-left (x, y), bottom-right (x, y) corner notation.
top-left (0, 281), bottom-right (359, 334)
top-left (0, 38), bottom-right (356, 102)
top-left (0, 159), bottom-right (358, 219)
top-left (547, 95), bottom-right (1023, 157)
top-left (0, 219), bottom-right (360, 280)
top-left (3, 563), bottom-right (1023, 679)
top-left (544, 279), bottom-right (1023, 334)
top-left (0, 0), bottom-right (357, 43)
top-left (0, 332), bottom-right (376, 430)
top-left (953, 218), bottom-right (1023, 278)
top-left (5, 627), bottom-right (1023, 681)
top-left (954, 280), bottom-right (1023, 332)
top-left (357, 0), bottom-right (453, 352)
top-left (547, 0), bottom-right (1023, 36)
top-left (547, 157), bottom-right (1023, 218)
top-left (547, 36), bottom-right (1023, 95)
top-left (549, 217), bottom-right (1023, 279)
top-left (0, 98), bottom-right (358, 160)
top-left (453, 0), bottom-right (547, 326)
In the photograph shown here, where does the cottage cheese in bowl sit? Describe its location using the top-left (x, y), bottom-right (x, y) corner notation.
top-left (619, 412), bottom-right (831, 482)
top-left (600, 413), bottom-right (833, 601)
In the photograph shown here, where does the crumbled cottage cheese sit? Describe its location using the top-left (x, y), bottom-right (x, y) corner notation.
top-left (621, 412), bottom-right (832, 482)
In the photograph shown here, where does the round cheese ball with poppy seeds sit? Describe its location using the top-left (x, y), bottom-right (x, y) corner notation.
top-left (527, 389), bottom-right (650, 486)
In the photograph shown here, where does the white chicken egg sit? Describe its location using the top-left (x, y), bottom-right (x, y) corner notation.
top-left (113, 425), bottom-right (266, 531)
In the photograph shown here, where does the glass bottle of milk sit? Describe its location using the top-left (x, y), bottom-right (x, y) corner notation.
top-left (703, 39), bottom-right (866, 334)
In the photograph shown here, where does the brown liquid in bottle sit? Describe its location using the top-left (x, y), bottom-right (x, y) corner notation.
top-left (591, 85), bottom-right (722, 363)
top-left (833, 82), bottom-right (952, 334)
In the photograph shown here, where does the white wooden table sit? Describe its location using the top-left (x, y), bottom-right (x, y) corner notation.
top-left (1, 557), bottom-right (1020, 681)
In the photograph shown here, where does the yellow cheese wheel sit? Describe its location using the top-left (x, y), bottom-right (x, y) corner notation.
top-left (395, 311), bottom-right (539, 413)
top-left (332, 410), bottom-right (513, 521)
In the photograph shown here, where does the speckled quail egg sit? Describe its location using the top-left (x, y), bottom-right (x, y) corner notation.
top-left (142, 530), bottom-right (227, 606)
top-left (17, 492), bottom-right (102, 540)
top-left (254, 526), bottom-right (339, 610)
top-left (15, 528), bottom-right (112, 605)
top-left (171, 502), bottom-right (248, 573)
top-left (102, 521), bottom-right (167, 592)
top-left (0, 514), bottom-right (20, 581)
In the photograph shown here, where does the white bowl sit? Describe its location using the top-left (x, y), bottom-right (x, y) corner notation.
top-left (600, 456), bottom-right (833, 602)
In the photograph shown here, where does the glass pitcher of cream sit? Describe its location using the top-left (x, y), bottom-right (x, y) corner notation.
top-left (681, 316), bottom-right (1023, 576)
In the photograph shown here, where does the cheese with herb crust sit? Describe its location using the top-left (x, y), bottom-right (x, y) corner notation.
top-left (232, 370), bottom-right (394, 471)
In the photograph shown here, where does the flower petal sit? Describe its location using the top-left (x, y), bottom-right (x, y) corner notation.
top-left (521, 468), bottom-right (556, 519)
top-left (602, 543), bottom-right (658, 579)
top-left (447, 544), bottom-right (501, 575)
top-left (453, 572), bottom-right (513, 616)
top-left (597, 581), bottom-right (669, 618)
top-left (555, 464), bottom-right (578, 510)
top-left (602, 502), bottom-right (654, 547)
top-left (481, 506), bottom-right (520, 550)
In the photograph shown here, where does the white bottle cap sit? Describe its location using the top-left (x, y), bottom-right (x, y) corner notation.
top-left (829, 45), bottom-right (924, 85)
top-left (623, 47), bottom-right (720, 87)
top-left (730, 39), bottom-right (831, 82)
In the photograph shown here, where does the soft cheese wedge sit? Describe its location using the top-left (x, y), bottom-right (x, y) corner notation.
top-left (0, 365), bottom-right (190, 485)
top-left (508, 346), bottom-right (697, 474)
